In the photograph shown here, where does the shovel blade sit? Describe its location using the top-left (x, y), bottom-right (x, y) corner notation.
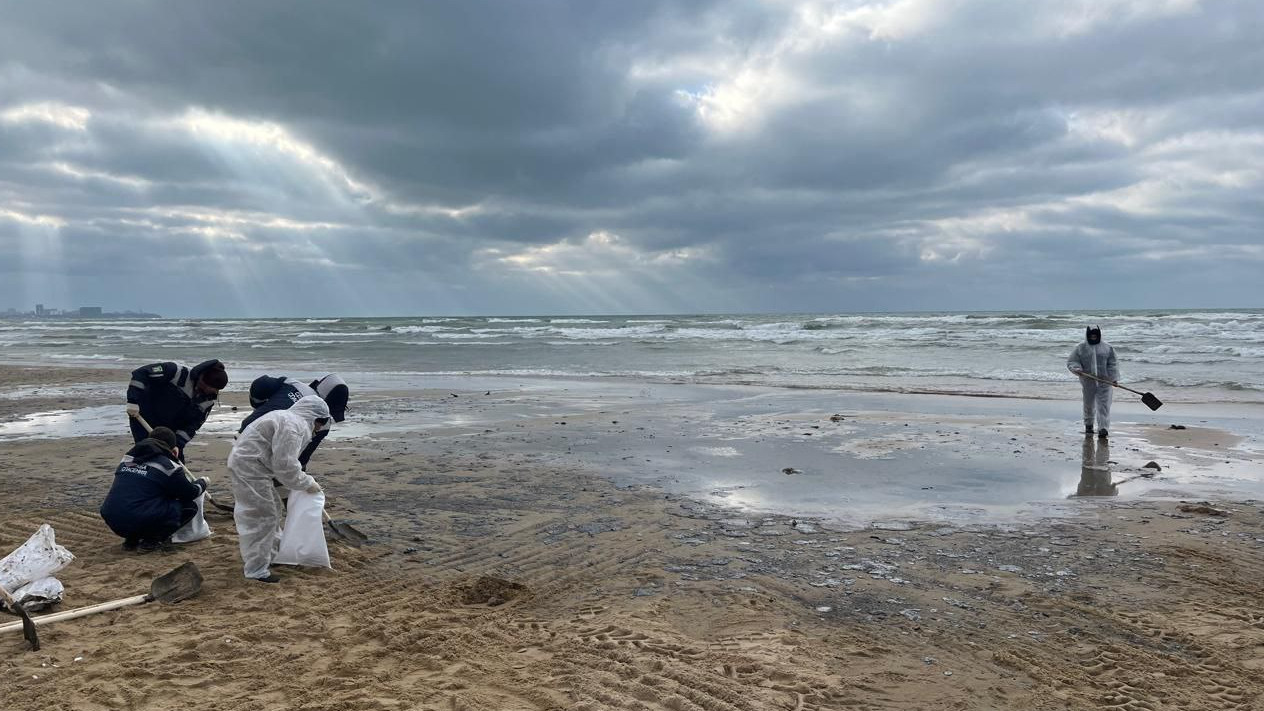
top-left (207, 496), bottom-right (236, 513)
top-left (327, 520), bottom-right (369, 548)
top-left (1141, 392), bottom-right (1163, 411)
top-left (8, 606), bottom-right (40, 651)
top-left (150, 562), bottom-right (204, 604)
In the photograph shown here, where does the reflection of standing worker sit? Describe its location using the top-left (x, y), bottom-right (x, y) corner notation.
top-left (239, 374), bottom-right (349, 469)
top-left (228, 395), bottom-right (329, 583)
top-left (1075, 435), bottom-right (1117, 496)
top-left (126, 359), bottom-right (228, 459)
top-left (1067, 326), bottom-right (1118, 438)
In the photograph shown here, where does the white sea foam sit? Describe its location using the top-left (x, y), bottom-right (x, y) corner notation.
top-left (5, 309), bottom-right (1261, 401)
top-left (47, 353), bottom-right (126, 361)
top-left (295, 331), bottom-right (382, 339)
top-left (433, 332), bottom-right (510, 339)
top-left (691, 446), bottom-right (743, 457)
top-left (392, 325), bottom-right (452, 334)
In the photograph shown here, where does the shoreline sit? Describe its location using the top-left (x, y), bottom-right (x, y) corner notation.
top-left (3, 363), bottom-right (1261, 529)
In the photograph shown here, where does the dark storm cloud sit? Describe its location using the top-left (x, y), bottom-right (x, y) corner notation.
top-left (1, 0), bottom-right (1262, 316)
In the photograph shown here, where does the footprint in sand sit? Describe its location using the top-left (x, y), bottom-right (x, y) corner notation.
top-left (708, 630), bottom-right (782, 652)
top-left (575, 625), bottom-right (705, 659)
top-left (571, 604), bottom-right (607, 621)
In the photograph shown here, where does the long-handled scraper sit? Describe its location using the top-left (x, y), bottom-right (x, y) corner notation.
top-left (0, 563), bottom-right (202, 639)
top-left (1077, 371), bottom-right (1163, 411)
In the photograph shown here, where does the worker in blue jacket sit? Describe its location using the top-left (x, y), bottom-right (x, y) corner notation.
top-left (100, 427), bottom-right (209, 552)
top-left (240, 373), bottom-right (349, 469)
top-left (125, 359), bottom-right (228, 459)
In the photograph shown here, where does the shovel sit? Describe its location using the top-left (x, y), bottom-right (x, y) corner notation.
top-left (0, 583), bottom-right (39, 651)
top-left (130, 412), bottom-right (232, 511)
top-left (1077, 371), bottom-right (1163, 411)
top-left (0, 562), bottom-right (202, 638)
top-left (322, 510), bottom-right (368, 547)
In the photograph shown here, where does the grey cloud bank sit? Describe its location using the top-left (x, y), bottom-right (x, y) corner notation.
top-left (1, 0), bottom-right (1261, 317)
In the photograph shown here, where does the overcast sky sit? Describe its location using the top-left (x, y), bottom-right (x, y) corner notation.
top-left (1, 0), bottom-right (1261, 317)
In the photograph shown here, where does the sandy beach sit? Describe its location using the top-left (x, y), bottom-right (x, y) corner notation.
top-left (2, 363), bottom-right (1263, 710)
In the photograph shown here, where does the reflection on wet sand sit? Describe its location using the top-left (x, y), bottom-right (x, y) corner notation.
top-left (1073, 435), bottom-right (1116, 497)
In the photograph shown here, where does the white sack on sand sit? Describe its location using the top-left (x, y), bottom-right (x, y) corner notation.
top-left (12, 576), bottom-right (64, 611)
top-left (275, 490), bottom-right (331, 568)
top-left (0, 524), bottom-right (74, 596)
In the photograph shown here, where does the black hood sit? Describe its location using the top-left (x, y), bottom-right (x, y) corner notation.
top-left (1086, 326), bottom-right (1102, 344)
top-left (126, 438), bottom-right (178, 465)
top-left (190, 359), bottom-right (227, 392)
top-left (311, 374), bottom-right (349, 423)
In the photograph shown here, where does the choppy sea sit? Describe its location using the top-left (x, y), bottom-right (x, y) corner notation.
top-left (3, 310), bottom-right (1262, 403)
top-left (5, 309), bottom-right (1264, 525)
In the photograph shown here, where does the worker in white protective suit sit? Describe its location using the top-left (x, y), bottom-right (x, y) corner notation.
top-left (1067, 325), bottom-right (1119, 439)
top-left (228, 394), bottom-right (330, 583)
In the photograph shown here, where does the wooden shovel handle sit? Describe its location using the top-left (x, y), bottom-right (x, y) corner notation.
top-left (1077, 371), bottom-right (1145, 396)
top-left (131, 412), bottom-right (204, 486)
top-left (0, 594), bottom-right (150, 633)
top-left (132, 412), bottom-right (154, 433)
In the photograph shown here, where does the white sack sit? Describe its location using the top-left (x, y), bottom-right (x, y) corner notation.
top-left (170, 493), bottom-right (213, 543)
top-left (274, 489), bottom-right (330, 568)
top-left (0, 524), bottom-right (74, 595)
top-left (12, 576), bottom-right (64, 612)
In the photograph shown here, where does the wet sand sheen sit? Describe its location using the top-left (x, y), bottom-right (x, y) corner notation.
top-left (3, 365), bottom-right (1262, 528)
top-left (3, 364), bottom-right (1264, 710)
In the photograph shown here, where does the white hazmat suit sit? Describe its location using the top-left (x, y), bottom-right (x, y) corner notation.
top-left (1067, 327), bottom-right (1118, 435)
top-left (228, 395), bottom-right (329, 580)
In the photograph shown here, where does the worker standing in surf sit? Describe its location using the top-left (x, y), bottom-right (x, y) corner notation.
top-left (1067, 325), bottom-right (1119, 438)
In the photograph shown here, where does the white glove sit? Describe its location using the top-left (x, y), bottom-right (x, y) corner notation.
top-left (305, 481), bottom-right (323, 495)
top-left (126, 403), bottom-right (140, 417)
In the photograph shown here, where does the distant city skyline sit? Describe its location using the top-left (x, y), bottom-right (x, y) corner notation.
top-left (1, 303), bottom-right (160, 318)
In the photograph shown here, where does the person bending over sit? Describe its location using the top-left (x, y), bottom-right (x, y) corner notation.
top-left (126, 359), bottom-right (228, 460)
top-left (240, 373), bottom-right (349, 469)
top-left (228, 395), bottom-right (329, 583)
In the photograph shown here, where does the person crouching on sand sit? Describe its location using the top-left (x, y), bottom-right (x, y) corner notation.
top-left (228, 395), bottom-right (329, 584)
top-left (100, 426), bottom-right (209, 553)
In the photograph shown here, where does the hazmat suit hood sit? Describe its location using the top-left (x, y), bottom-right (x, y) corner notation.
top-left (289, 394), bottom-right (331, 432)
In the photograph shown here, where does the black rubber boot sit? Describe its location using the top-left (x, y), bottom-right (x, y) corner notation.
top-left (1098, 429), bottom-right (1108, 439)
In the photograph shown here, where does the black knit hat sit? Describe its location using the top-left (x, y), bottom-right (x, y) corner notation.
top-left (147, 426), bottom-right (179, 451)
top-left (200, 362), bottom-right (228, 390)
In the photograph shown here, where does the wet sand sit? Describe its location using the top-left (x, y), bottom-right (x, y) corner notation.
top-left (2, 364), bottom-right (1264, 710)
